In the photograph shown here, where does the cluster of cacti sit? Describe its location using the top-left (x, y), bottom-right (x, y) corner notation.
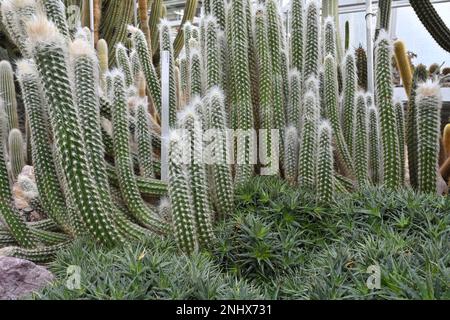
top-left (0, 0), bottom-right (447, 263)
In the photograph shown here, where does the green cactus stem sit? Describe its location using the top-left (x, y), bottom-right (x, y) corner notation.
top-left (290, 0), bottom-right (303, 74)
top-left (288, 69), bottom-right (301, 130)
top-left (135, 100), bottom-right (155, 179)
top-left (8, 128), bottom-right (25, 181)
top-left (41, 0), bottom-right (71, 39)
top-left (394, 100), bottom-right (406, 185)
top-left (115, 43), bottom-right (134, 88)
top-left (303, 1), bottom-right (320, 80)
top-left (342, 53), bottom-right (357, 157)
top-left (353, 93), bottom-right (369, 185)
top-left (0, 61), bottom-right (19, 134)
top-left (375, 0), bottom-right (392, 40)
top-left (284, 126), bottom-right (299, 185)
top-left (355, 44), bottom-right (368, 91)
top-left (316, 121), bottom-right (334, 206)
top-left (189, 48), bottom-right (203, 98)
top-left (368, 105), bottom-right (382, 185)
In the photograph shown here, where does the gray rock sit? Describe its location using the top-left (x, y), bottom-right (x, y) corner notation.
top-left (0, 256), bottom-right (54, 300)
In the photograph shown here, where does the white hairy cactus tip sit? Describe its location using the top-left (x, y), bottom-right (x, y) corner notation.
top-left (158, 197), bottom-right (171, 209)
top-left (289, 68), bottom-right (300, 79)
top-left (285, 125), bottom-right (298, 137)
top-left (304, 90), bottom-right (317, 102)
top-left (319, 119), bottom-right (332, 133)
top-left (70, 38), bottom-right (96, 59)
top-left (343, 51), bottom-right (355, 65)
top-left (158, 18), bottom-right (171, 32)
top-left (324, 53), bottom-right (335, 64)
top-left (207, 86), bottom-right (225, 102)
top-left (368, 105), bottom-right (377, 114)
top-left (15, 59), bottom-right (37, 79)
top-left (306, 0), bottom-right (319, 10)
top-left (26, 15), bottom-right (62, 46)
top-left (324, 16), bottom-right (335, 28)
top-left (305, 75), bottom-right (320, 87)
top-left (169, 129), bottom-right (182, 143)
top-left (178, 100), bottom-right (199, 124)
top-left (416, 80), bottom-right (442, 100)
top-left (109, 68), bottom-right (125, 81)
top-left (0, 0), bottom-right (14, 12)
top-left (374, 29), bottom-right (392, 48)
top-left (10, 0), bottom-right (36, 9)
top-left (127, 25), bottom-right (139, 34)
top-left (203, 14), bottom-right (218, 27)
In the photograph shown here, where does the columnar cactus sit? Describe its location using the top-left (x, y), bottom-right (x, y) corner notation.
top-left (341, 53), bottom-right (357, 157)
top-left (111, 71), bottom-right (168, 234)
top-left (180, 106), bottom-right (214, 248)
top-left (323, 55), bottom-right (354, 177)
top-left (183, 22), bottom-right (193, 101)
top-left (8, 129), bottom-right (25, 181)
top-left (394, 41), bottom-right (413, 96)
top-left (324, 17), bottom-right (337, 59)
top-left (394, 100), bottom-right (406, 185)
top-left (16, 60), bottom-right (73, 235)
top-left (303, 1), bottom-right (320, 80)
top-left (355, 44), bottom-right (368, 91)
top-left (189, 48), bottom-right (203, 98)
top-left (211, 0), bottom-right (226, 31)
top-left (407, 64), bottom-right (428, 189)
top-left (27, 17), bottom-right (123, 246)
top-left (129, 26), bottom-right (161, 114)
top-left (230, 0), bottom-right (254, 183)
top-left (284, 126), bottom-right (299, 185)
top-left (159, 19), bottom-right (178, 128)
top-left (288, 69), bottom-right (301, 130)
top-left (168, 131), bottom-right (196, 254)
top-left (135, 100), bottom-right (155, 179)
top-left (41, 0), bottom-right (71, 39)
top-left (130, 50), bottom-right (142, 83)
top-left (375, 0), bottom-right (392, 40)
top-left (443, 124), bottom-right (450, 159)
top-left (316, 121), bottom-right (334, 206)
top-left (290, 0), bottom-right (303, 74)
top-left (298, 92), bottom-right (319, 189)
top-left (245, 0), bottom-right (260, 118)
top-left (0, 61), bottom-right (19, 134)
top-left (375, 32), bottom-right (401, 189)
top-left (115, 43), bottom-right (134, 88)
top-left (97, 39), bottom-right (109, 91)
top-left (353, 94), bottom-right (369, 185)
top-left (416, 82), bottom-right (442, 194)
top-left (0, 0), bottom-right (30, 56)
top-left (207, 89), bottom-right (234, 219)
top-left (205, 15), bottom-right (221, 90)
top-left (368, 105), bottom-right (382, 185)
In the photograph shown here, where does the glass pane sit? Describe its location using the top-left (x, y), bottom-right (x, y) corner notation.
top-left (394, 3), bottom-right (450, 68)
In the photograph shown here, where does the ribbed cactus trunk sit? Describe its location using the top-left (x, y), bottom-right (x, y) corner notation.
top-left (407, 64), bottom-right (428, 189)
top-left (0, 61), bottom-right (19, 134)
top-left (416, 82), bottom-right (442, 194)
top-left (375, 34), bottom-right (401, 189)
top-left (368, 105), bottom-right (382, 185)
top-left (230, 0), bottom-right (254, 183)
top-left (394, 100), bottom-right (406, 185)
top-left (208, 89), bottom-right (234, 220)
top-left (8, 129), bottom-right (25, 181)
top-left (290, 0), bottom-right (303, 74)
top-left (115, 43), bottom-right (134, 88)
top-left (316, 121), bottom-right (334, 206)
top-left (190, 48), bottom-right (203, 98)
top-left (136, 102), bottom-right (155, 179)
top-left (284, 126), bottom-right (299, 185)
top-left (323, 55), bottom-right (354, 177)
top-left (342, 53), bottom-right (357, 158)
top-left (288, 69), bottom-right (301, 130)
top-left (354, 94), bottom-right (369, 185)
top-left (355, 45), bottom-right (368, 91)
top-left (41, 0), bottom-right (71, 39)
top-left (205, 16), bottom-right (221, 90)
top-left (16, 60), bottom-right (73, 235)
top-left (303, 1), bottom-right (319, 81)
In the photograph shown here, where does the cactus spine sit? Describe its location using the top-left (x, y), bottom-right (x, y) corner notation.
top-left (394, 100), bottom-right (406, 185)
top-left (368, 105), bottom-right (382, 185)
top-left (394, 40), bottom-right (413, 96)
top-left (323, 55), bottom-right (354, 177)
top-left (0, 61), bottom-right (19, 134)
top-left (135, 101), bottom-right (155, 179)
top-left (353, 94), bottom-right (369, 185)
top-left (316, 121), bottom-right (334, 206)
top-left (375, 33), bottom-right (401, 189)
top-left (290, 0), bottom-right (303, 74)
top-left (416, 82), bottom-right (442, 194)
top-left (341, 53), bottom-right (357, 157)
top-left (8, 129), bottom-right (25, 181)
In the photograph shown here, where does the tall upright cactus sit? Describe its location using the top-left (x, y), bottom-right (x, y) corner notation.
top-left (129, 26), bottom-right (161, 114)
top-left (353, 94), bottom-right (369, 185)
top-left (323, 55), bottom-right (354, 177)
top-left (324, 17), bottom-right (337, 59)
top-left (135, 100), bottom-right (155, 179)
top-left (341, 53), bottom-right (357, 157)
top-left (0, 0), bottom-right (31, 56)
top-left (368, 105), bottom-right (382, 185)
top-left (407, 64), bottom-right (428, 189)
top-left (115, 43), bottom-right (134, 88)
top-left (8, 128), bottom-right (25, 181)
top-left (110, 70), bottom-right (168, 234)
top-left (394, 100), bottom-right (406, 185)
top-left (41, 0), bottom-right (71, 39)
top-left (189, 48), bottom-right (203, 98)
top-left (355, 44), bottom-right (368, 91)
top-left (0, 61), bottom-right (19, 134)
top-left (168, 131), bottom-right (196, 254)
top-left (16, 60), bottom-right (73, 235)
top-left (298, 91), bottom-right (319, 189)
top-left (303, 1), bottom-right (320, 80)
top-left (159, 19), bottom-right (178, 128)
top-left (290, 0), bottom-right (303, 74)
top-left (284, 126), bottom-right (299, 185)
top-left (205, 15), bottom-right (221, 90)
top-left (180, 106), bottom-right (214, 248)
top-left (207, 89), bottom-right (234, 219)
top-left (230, 0), bottom-right (254, 183)
top-left (316, 121), bottom-right (334, 206)
top-left (375, 0), bottom-right (392, 40)
top-left (416, 82), bottom-right (442, 194)
top-left (287, 69), bottom-right (301, 129)
top-left (375, 32), bottom-right (401, 189)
